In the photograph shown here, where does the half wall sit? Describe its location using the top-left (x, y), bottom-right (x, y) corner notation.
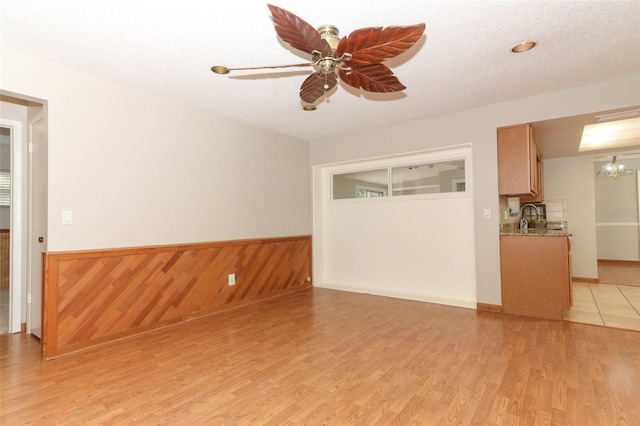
top-left (43, 236), bottom-right (311, 359)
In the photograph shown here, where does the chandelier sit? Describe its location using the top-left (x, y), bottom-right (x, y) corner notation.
top-left (596, 156), bottom-right (635, 178)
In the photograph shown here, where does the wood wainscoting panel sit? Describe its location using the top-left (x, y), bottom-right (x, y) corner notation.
top-left (43, 236), bottom-right (311, 359)
top-left (476, 303), bottom-right (502, 313)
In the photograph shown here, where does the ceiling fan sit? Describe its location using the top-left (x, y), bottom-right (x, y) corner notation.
top-left (212, 4), bottom-right (426, 110)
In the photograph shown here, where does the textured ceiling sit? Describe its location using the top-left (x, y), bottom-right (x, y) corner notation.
top-left (1, 0), bottom-right (640, 145)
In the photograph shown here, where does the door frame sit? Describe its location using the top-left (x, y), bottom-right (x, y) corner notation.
top-left (27, 112), bottom-right (45, 336)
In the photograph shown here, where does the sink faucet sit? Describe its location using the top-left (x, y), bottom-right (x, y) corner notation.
top-left (520, 203), bottom-right (540, 230)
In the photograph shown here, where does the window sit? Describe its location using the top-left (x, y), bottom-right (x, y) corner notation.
top-left (0, 170), bottom-right (10, 207)
top-left (356, 186), bottom-right (386, 198)
top-left (331, 155), bottom-right (467, 201)
top-left (332, 169), bottom-right (388, 200)
top-left (391, 160), bottom-right (465, 196)
top-left (453, 179), bottom-right (466, 192)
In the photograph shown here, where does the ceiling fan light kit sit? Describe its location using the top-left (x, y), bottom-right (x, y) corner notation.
top-left (212, 4), bottom-right (426, 110)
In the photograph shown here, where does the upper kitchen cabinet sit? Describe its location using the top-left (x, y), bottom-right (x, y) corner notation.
top-left (520, 139), bottom-right (544, 203)
top-left (497, 123), bottom-right (544, 201)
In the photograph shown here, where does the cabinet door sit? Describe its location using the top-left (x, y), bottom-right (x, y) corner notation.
top-left (500, 235), bottom-right (571, 320)
top-left (521, 143), bottom-right (544, 203)
top-left (528, 130), bottom-right (538, 195)
top-left (497, 124), bottom-right (534, 196)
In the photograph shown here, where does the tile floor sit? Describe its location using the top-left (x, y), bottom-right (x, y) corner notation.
top-left (563, 282), bottom-right (640, 331)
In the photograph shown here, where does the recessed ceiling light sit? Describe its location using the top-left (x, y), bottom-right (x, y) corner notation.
top-left (511, 41), bottom-right (536, 53)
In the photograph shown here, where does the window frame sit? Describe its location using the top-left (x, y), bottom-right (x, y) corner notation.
top-left (329, 146), bottom-right (471, 203)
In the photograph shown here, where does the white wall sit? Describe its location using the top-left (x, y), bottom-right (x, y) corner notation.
top-left (544, 156), bottom-right (599, 278)
top-left (1, 46), bottom-right (311, 252)
top-left (316, 147), bottom-right (476, 308)
top-left (594, 157), bottom-right (640, 261)
top-left (0, 137), bottom-right (9, 167)
top-left (311, 74), bottom-right (640, 305)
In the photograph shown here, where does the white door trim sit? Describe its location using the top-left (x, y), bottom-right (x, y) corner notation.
top-left (27, 112), bottom-right (45, 337)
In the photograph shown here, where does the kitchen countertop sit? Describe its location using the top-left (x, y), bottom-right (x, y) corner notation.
top-left (500, 227), bottom-right (571, 237)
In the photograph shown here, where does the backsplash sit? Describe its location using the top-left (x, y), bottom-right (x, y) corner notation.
top-left (499, 197), bottom-right (568, 230)
top-left (545, 199), bottom-right (569, 229)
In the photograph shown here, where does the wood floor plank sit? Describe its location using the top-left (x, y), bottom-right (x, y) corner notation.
top-left (597, 260), bottom-right (640, 287)
top-left (2, 287), bottom-right (640, 425)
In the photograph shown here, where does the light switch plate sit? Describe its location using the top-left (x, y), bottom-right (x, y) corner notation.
top-left (62, 210), bottom-right (73, 225)
top-left (483, 208), bottom-right (491, 219)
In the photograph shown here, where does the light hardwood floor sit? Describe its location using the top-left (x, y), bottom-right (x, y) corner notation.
top-left (2, 288), bottom-right (640, 425)
top-left (598, 260), bottom-right (640, 287)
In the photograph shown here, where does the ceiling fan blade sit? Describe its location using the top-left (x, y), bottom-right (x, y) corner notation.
top-left (337, 24), bottom-right (425, 65)
top-left (267, 4), bottom-right (332, 57)
top-left (338, 63), bottom-right (406, 93)
top-left (300, 71), bottom-right (337, 104)
top-left (211, 63), bottom-right (312, 74)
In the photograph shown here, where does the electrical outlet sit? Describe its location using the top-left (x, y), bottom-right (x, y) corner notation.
top-left (228, 273), bottom-right (235, 286)
top-left (483, 208), bottom-right (491, 219)
top-left (306, 276), bottom-right (311, 282)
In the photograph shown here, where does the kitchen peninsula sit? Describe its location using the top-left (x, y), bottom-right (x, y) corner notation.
top-left (497, 122), bottom-right (573, 320)
top-left (499, 226), bottom-right (572, 320)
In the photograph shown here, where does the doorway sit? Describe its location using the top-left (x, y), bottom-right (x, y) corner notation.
top-left (0, 95), bottom-right (48, 338)
top-left (593, 154), bottom-right (640, 264)
top-left (562, 154), bottom-right (640, 331)
top-left (595, 157), bottom-right (640, 288)
top-left (1, 126), bottom-right (13, 333)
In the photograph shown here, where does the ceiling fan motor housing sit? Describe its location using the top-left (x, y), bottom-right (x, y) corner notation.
top-left (317, 25), bottom-right (340, 50)
top-left (315, 25), bottom-right (343, 75)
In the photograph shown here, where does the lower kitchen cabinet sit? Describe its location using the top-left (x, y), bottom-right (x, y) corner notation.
top-left (500, 234), bottom-right (572, 320)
